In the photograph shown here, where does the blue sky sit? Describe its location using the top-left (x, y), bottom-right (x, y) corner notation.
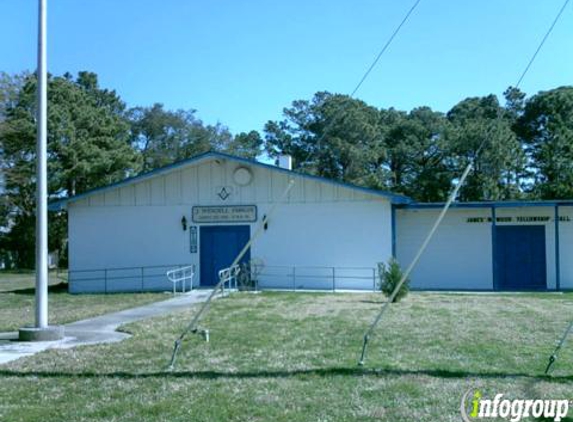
top-left (1, 0), bottom-right (572, 135)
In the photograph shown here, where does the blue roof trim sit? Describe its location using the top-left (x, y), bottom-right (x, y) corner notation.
top-left (49, 151), bottom-right (412, 210)
top-left (399, 200), bottom-right (573, 210)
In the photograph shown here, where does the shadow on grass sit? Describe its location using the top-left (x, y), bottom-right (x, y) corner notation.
top-left (1, 366), bottom-right (572, 383)
top-left (359, 300), bottom-right (388, 305)
top-left (2, 282), bottom-right (68, 295)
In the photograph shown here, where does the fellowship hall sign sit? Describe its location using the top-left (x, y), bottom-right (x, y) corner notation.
top-left (466, 215), bottom-right (571, 223)
top-left (192, 205), bottom-right (257, 223)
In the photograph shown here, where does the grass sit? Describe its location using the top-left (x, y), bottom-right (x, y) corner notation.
top-left (0, 270), bottom-right (65, 292)
top-left (1, 291), bottom-right (573, 421)
top-left (0, 271), bottom-right (170, 332)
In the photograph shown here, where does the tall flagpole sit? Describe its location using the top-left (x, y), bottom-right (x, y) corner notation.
top-left (19, 0), bottom-right (63, 341)
top-left (35, 0), bottom-right (48, 328)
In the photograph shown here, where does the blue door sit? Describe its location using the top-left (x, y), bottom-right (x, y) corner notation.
top-left (495, 225), bottom-right (546, 291)
top-left (200, 225), bottom-right (250, 286)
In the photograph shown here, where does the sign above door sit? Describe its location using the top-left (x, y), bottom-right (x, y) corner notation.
top-left (192, 205), bottom-right (257, 224)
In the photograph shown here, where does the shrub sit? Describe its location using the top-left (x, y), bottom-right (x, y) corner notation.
top-left (378, 258), bottom-right (409, 303)
top-left (237, 262), bottom-right (256, 291)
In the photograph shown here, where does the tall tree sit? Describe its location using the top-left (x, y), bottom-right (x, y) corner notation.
top-left (446, 95), bottom-right (525, 201)
top-left (128, 104), bottom-right (257, 170)
top-left (515, 86), bottom-right (573, 199)
top-left (264, 91), bottom-right (384, 186)
top-left (383, 107), bottom-right (452, 201)
top-left (225, 130), bottom-right (262, 159)
top-left (503, 86), bottom-right (526, 120)
top-left (0, 72), bottom-right (27, 235)
top-left (129, 104), bottom-right (212, 171)
top-left (0, 72), bottom-right (27, 122)
top-left (0, 72), bottom-right (140, 267)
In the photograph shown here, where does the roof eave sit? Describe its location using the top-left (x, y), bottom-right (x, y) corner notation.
top-left (398, 200), bottom-right (573, 210)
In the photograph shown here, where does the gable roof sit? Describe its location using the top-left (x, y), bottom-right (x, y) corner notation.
top-left (49, 151), bottom-right (412, 210)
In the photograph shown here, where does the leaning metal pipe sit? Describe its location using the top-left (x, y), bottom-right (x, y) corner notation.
top-left (358, 162), bottom-right (473, 366)
top-left (168, 179), bottom-right (295, 370)
top-left (545, 318), bottom-right (573, 374)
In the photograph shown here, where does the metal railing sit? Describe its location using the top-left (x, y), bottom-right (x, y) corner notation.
top-left (248, 264), bottom-right (379, 292)
top-left (167, 265), bottom-right (196, 295)
top-left (219, 264), bottom-right (241, 293)
top-left (68, 263), bottom-right (191, 293)
top-left (67, 263), bottom-right (380, 293)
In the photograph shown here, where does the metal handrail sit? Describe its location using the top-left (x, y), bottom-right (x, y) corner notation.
top-left (219, 265), bottom-right (241, 292)
top-left (69, 263), bottom-right (188, 274)
top-left (68, 263), bottom-right (191, 293)
top-left (167, 265), bottom-right (195, 295)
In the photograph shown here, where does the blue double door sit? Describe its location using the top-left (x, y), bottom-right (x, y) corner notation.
top-left (200, 225), bottom-right (251, 287)
top-left (495, 225), bottom-right (546, 291)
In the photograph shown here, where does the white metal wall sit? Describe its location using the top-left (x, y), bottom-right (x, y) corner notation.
top-left (396, 206), bottom-right (573, 291)
top-left (396, 208), bottom-right (493, 290)
top-left (557, 206), bottom-right (573, 290)
top-left (252, 200), bottom-right (392, 290)
top-left (67, 158), bottom-right (393, 292)
top-left (74, 158), bottom-right (376, 209)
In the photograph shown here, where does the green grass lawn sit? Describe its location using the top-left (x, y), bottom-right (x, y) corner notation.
top-left (0, 270), bottom-right (65, 292)
top-left (1, 291), bottom-right (573, 421)
top-left (0, 271), bottom-right (169, 332)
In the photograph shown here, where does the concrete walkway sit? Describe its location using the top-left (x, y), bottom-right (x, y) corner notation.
top-left (0, 290), bottom-right (212, 365)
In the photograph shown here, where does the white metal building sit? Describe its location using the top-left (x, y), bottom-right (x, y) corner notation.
top-left (52, 152), bottom-right (407, 292)
top-left (397, 202), bottom-right (573, 291)
top-left (51, 152), bottom-right (573, 293)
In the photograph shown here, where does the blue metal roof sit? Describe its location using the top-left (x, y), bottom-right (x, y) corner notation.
top-left (49, 151), bottom-right (412, 210)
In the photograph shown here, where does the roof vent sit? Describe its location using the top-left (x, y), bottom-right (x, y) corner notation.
top-left (278, 155), bottom-right (292, 170)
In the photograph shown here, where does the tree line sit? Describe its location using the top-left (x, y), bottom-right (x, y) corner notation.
top-left (1, 71), bottom-right (572, 268)
top-left (0, 71), bottom-right (262, 268)
top-left (265, 88), bottom-right (573, 202)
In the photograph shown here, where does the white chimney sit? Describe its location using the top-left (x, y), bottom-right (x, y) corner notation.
top-left (278, 155), bottom-right (293, 170)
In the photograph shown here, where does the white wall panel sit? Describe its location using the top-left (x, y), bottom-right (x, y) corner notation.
top-left (104, 189), bottom-right (120, 206)
top-left (557, 206), bottom-right (573, 290)
top-left (67, 156), bottom-right (399, 292)
top-left (119, 185), bottom-right (135, 206)
top-left (396, 208), bottom-right (493, 290)
top-left (75, 157), bottom-right (388, 209)
top-left (165, 172), bottom-right (181, 205)
top-left (68, 198), bottom-right (392, 292)
top-left (135, 181), bottom-right (150, 206)
top-left (150, 177), bottom-right (165, 205)
top-left (89, 193), bottom-right (104, 207)
top-left (197, 162), bottom-right (212, 203)
top-left (397, 206), bottom-right (569, 291)
top-left (252, 200), bottom-right (392, 267)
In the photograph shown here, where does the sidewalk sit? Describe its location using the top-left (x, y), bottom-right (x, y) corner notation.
top-left (0, 290), bottom-right (212, 365)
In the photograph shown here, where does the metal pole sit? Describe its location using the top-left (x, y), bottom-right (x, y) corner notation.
top-left (554, 205), bottom-right (561, 291)
top-left (168, 180), bottom-right (295, 370)
top-left (332, 267), bottom-right (336, 292)
top-left (491, 206), bottom-right (498, 291)
top-left (35, 0), bottom-right (48, 328)
top-left (545, 318), bottom-right (573, 374)
top-left (293, 266), bottom-right (296, 291)
top-left (358, 162), bottom-right (473, 366)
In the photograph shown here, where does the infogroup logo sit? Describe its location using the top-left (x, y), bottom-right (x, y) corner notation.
top-left (461, 389), bottom-right (571, 422)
